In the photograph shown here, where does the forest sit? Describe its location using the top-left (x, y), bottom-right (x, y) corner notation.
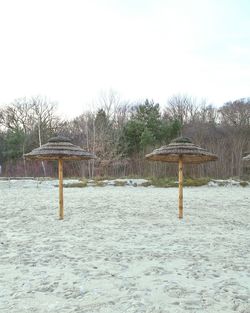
top-left (0, 93), bottom-right (250, 179)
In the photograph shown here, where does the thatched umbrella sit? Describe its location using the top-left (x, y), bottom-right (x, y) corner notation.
top-left (145, 137), bottom-right (218, 218)
top-left (25, 136), bottom-right (96, 219)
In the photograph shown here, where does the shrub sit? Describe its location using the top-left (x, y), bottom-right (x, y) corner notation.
top-left (64, 181), bottom-right (87, 188)
top-left (240, 181), bottom-right (248, 187)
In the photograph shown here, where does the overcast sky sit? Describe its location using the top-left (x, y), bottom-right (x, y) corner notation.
top-left (0, 0), bottom-right (249, 118)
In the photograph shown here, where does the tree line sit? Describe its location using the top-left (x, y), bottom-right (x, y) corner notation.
top-left (0, 93), bottom-right (249, 179)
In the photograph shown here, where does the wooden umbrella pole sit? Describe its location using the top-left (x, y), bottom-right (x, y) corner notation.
top-left (58, 158), bottom-right (64, 220)
top-left (178, 155), bottom-right (183, 219)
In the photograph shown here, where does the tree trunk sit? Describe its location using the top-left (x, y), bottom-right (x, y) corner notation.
top-left (178, 156), bottom-right (183, 219)
top-left (38, 118), bottom-right (46, 177)
top-left (58, 159), bottom-right (64, 219)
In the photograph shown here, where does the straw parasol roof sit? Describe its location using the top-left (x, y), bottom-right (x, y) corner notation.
top-left (24, 136), bottom-right (96, 161)
top-left (145, 137), bottom-right (217, 164)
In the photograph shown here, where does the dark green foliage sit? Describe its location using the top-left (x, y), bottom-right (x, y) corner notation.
top-left (162, 119), bottom-right (182, 143)
top-left (2, 130), bottom-right (26, 160)
top-left (119, 99), bottom-right (181, 156)
top-left (120, 119), bottom-right (145, 154)
top-left (140, 128), bottom-right (155, 148)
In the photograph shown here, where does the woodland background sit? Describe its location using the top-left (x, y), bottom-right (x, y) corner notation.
top-left (0, 92), bottom-right (250, 179)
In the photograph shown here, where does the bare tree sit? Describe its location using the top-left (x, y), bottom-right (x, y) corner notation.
top-left (97, 89), bottom-right (121, 119)
top-left (219, 99), bottom-right (250, 127)
top-left (29, 96), bottom-right (60, 176)
top-left (164, 94), bottom-right (200, 126)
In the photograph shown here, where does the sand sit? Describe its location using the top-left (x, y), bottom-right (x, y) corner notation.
top-left (0, 181), bottom-right (249, 312)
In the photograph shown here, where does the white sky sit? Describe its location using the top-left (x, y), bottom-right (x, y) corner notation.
top-left (0, 0), bottom-right (250, 118)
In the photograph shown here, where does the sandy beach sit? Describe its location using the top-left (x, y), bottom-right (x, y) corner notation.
top-left (0, 180), bottom-right (249, 312)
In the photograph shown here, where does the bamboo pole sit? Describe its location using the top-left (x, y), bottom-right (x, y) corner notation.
top-left (58, 158), bottom-right (64, 220)
top-left (178, 155), bottom-right (183, 219)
